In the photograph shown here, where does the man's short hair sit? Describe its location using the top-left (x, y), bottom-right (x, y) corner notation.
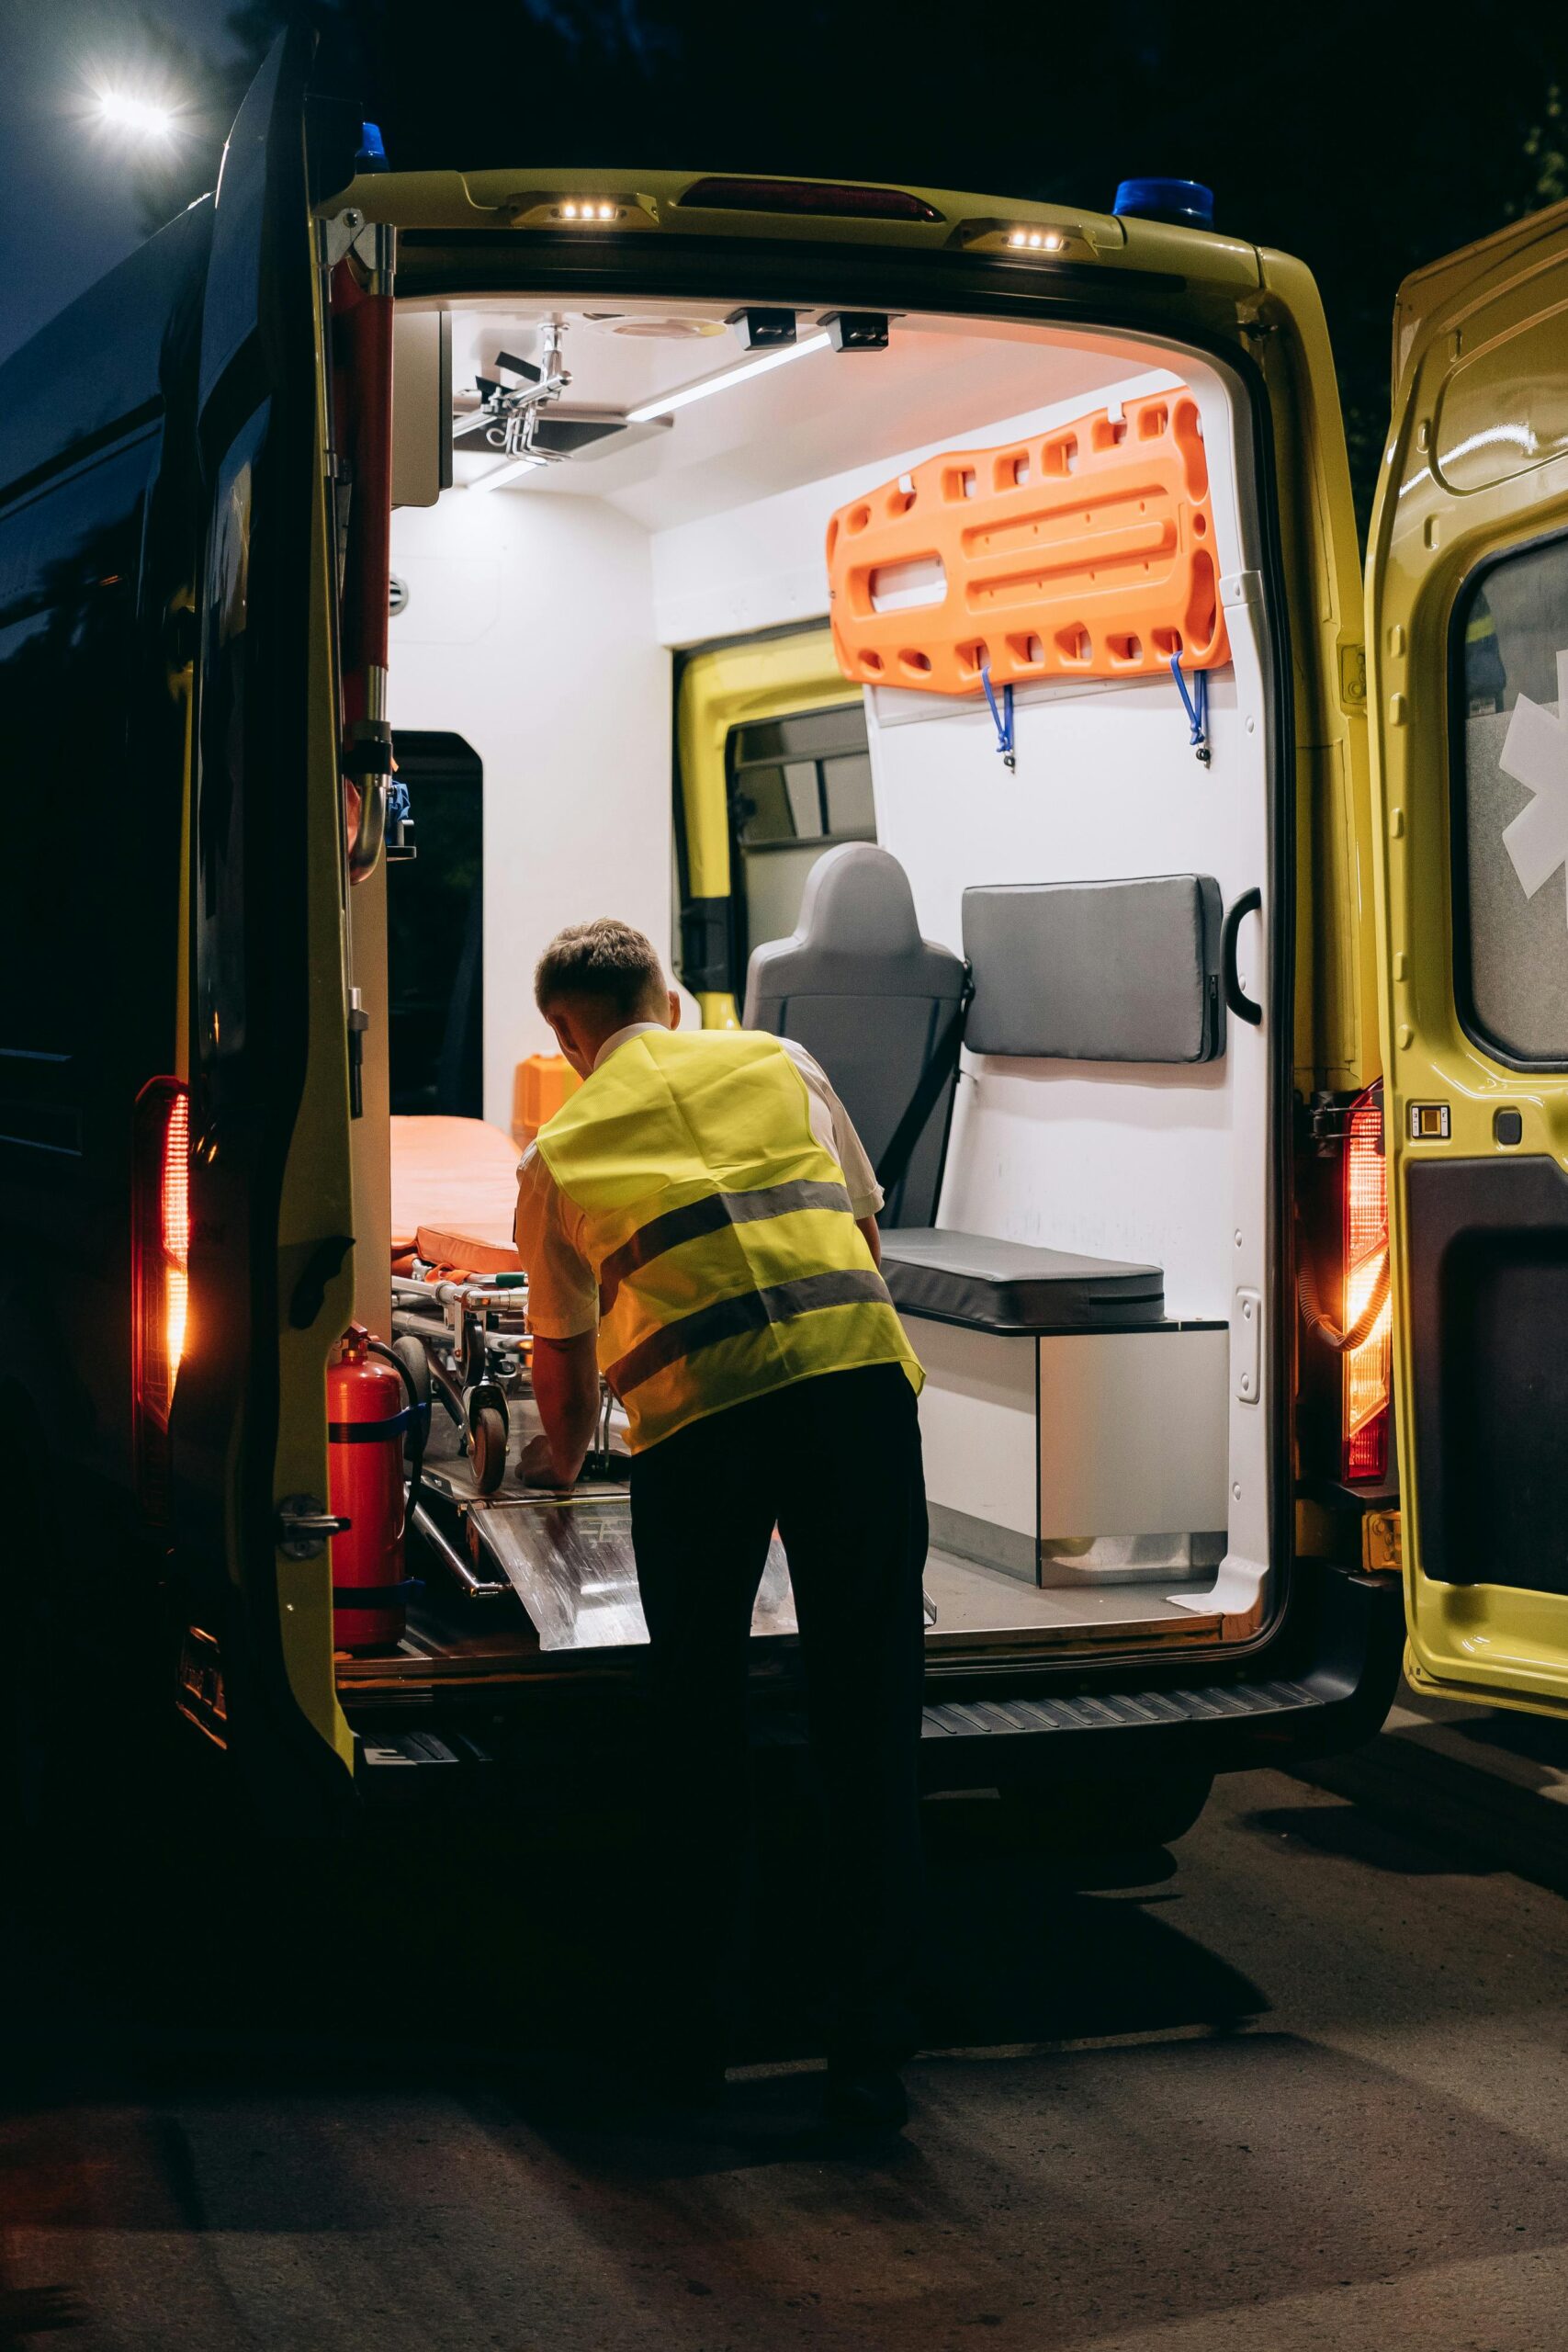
top-left (535, 919), bottom-right (667, 1024)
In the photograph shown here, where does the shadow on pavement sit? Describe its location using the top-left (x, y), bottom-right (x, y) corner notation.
top-left (0, 1792), bottom-right (1263, 2100)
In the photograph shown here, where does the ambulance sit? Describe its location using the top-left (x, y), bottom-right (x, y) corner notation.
top-left (2, 26), bottom-right (1559, 1836)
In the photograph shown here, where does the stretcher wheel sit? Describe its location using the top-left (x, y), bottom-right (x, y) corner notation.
top-left (393, 1334), bottom-right (431, 1411)
top-left (470, 1403), bottom-right (507, 1496)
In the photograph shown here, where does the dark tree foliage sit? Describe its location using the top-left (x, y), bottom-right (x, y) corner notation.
top-left (136, 0), bottom-right (1568, 536)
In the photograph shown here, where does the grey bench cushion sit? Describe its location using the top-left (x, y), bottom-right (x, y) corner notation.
top-left (881, 1227), bottom-right (1165, 1334)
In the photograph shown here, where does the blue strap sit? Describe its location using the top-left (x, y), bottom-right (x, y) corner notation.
top-left (333, 1577), bottom-right (423, 1612)
top-left (1169, 654), bottom-right (1209, 755)
top-left (980, 663), bottom-right (1015, 769)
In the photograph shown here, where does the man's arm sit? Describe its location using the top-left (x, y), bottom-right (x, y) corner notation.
top-left (525, 1332), bottom-right (601, 1487)
top-left (514, 1148), bottom-right (603, 1488)
top-left (857, 1214), bottom-right (882, 1267)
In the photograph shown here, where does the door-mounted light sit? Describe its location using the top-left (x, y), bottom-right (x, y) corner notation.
top-left (504, 191), bottom-right (660, 231)
top-left (954, 218), bottom-right (1100, 259)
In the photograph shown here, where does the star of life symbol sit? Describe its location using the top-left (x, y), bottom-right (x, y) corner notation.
top-left (1501, 650), bottom-right (1568, 924)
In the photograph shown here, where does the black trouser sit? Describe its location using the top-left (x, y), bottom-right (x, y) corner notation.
top-left (629, 1361), bottom-right (928, 2063)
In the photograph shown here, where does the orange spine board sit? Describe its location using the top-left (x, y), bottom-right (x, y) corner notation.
top-left (826, 387), bottom-right (1229, 695)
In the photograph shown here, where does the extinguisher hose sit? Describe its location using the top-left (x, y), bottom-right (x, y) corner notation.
top-left (368, 1336), bottom-right (426, 1527)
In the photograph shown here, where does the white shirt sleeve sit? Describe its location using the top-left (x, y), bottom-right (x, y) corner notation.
top-left (777, 1039), bottom-right (885, 1220)
top-left (513, 1145), bottom-right (600, 1340)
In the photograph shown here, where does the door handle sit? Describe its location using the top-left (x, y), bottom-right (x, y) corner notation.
top-left (1222, 888), bottom-right (1263, 1027)
top-left (276, 1495), bottom-right (352, 1560)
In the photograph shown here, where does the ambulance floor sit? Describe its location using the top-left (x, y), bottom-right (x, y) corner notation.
top-left (335, 1525), bottom-right (1223, 1698)
top-left (923, 1549), bottom-right (1224, 1646)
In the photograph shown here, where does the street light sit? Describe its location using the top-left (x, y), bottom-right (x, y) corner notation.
top-left (93, 89), bottom-right (178, 141)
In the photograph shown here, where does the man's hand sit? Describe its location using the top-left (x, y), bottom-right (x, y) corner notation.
top-left (519, 1431), bottom-right (579, 1491)
top-left (526, 1331), bottom-right (601, 1490)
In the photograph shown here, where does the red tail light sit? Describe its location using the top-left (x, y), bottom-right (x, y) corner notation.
top-left (1342, 1080), bottom-right (1392, 1483)
top-left (134, 1077), bottom-right (190, 1514)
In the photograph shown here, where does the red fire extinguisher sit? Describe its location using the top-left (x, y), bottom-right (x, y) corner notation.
top-left (328, 1325), bottom-right (413, 1650)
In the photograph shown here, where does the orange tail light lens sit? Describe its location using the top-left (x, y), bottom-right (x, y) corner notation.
top-left (1342, 1081), bottom-right (1392, 1482)
top-left (134, 1078), bottom-right (191, 1513)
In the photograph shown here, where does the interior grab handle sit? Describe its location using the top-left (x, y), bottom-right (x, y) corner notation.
top-left (1222, 888), bottom-right (1264, 1027)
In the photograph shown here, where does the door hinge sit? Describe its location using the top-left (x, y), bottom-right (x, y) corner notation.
top-left (1338, 639), bottom-right (1368, 711)
top-left (318, 207), bottom-right (366, 272)
top-left (1361, 1508), bottom-right (1402, 1573)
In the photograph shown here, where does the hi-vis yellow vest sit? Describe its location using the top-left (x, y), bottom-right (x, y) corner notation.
top-left (535, 1028), bottom-right (923, 1452)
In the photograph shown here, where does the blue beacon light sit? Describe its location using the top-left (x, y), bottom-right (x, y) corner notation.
top-left (1112, 177), bottom-right (1215, 230)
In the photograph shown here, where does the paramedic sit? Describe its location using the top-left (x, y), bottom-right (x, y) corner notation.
top-left (514, 919), bottom-right (928, 2129)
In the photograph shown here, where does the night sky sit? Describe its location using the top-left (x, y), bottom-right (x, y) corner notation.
top-left (3, 0), bottom-right (1567, 528)
top-left (0, 0), bottom-right (250, 362)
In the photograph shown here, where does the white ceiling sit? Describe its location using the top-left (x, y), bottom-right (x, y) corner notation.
top-left (416, 296), bottom-right (1159, 533)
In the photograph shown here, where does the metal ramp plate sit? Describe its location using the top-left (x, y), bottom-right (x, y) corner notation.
top-left (468, 1493), bottom-right (797, 1653)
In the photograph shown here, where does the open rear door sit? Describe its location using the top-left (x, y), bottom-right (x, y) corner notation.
top-left (176, 28), bottom-right (358, 1793)
top-left (1368, 198), bottom-right (1568, 1713)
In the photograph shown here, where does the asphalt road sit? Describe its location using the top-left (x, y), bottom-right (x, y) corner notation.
top-left (5, 1694), bottom-right (1568, 2352)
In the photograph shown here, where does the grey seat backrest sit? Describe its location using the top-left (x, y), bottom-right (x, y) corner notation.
top-left (963, 875), bottom-right (1227, 1063)
top-left (743, 842), bottom-right (967, 1227)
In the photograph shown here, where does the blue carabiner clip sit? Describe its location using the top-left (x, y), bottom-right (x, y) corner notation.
top-left (980, 663), bottom-right (1016, 771)
top-left (1169, 653), bottom-right (1211, 764)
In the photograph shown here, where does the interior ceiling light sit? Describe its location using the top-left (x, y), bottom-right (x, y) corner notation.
top-left (625, 330), bottom-right (833, 424)
top-left (473, 451), bottom-right (548, 492)
top-left (583, 314), bottom-right (728, 340)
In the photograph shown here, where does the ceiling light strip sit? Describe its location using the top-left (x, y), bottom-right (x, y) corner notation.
top-left (626, 330), bottom-right (833, 425)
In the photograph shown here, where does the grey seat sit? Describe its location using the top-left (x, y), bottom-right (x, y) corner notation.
top-left (743, 842), bottom-right (966, 1227)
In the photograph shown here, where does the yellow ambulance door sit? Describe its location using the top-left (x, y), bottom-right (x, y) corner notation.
top-left (1367, 198), bottom-right (1568, 1713)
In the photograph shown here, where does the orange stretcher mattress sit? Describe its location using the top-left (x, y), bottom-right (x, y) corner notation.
top-left (389, 1115), bottom-right (524, 1276)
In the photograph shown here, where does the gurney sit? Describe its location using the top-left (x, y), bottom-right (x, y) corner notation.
top-left (385, 1114), bottom-right (731, 1650)
top-left (390, 1112), bottom-right (523, 1275)
top-left (414, 1390), bottom-right (797, 1653)
top-left (382, 1114), bottom-right (921, 1655)
top-left (388, 1112), bottom-right (533, 1490)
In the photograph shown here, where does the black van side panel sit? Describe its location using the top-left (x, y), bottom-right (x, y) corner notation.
top-left (0, 203), bottom-right (209, 1497)
top-left (0, 204), bottom-right (211, 507)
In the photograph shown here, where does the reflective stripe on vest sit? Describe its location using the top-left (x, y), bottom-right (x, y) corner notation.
top-left (535, 1028), bottom-right (922, 1450)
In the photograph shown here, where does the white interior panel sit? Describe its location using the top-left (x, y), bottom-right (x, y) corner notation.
top-left (388, 490), bottom-right (671, 1126)
top-left (1036, 1328), bottom-right (1230, 1541)
top-left (906, 1317), bottom-right (1037, 1544)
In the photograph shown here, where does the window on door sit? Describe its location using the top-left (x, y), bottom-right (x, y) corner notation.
top-left (728, 704), bottom-right (874, 975)
top-left (1453, 534), bottom-right (1568, 1068)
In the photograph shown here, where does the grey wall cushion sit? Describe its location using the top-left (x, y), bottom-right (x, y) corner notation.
top-left (881, 1227), bottom-right (1166, 1333)
top-left (963, 874), bottom-right (1226, 1063)
top-left (745, 843), bottom-right (967, 1227)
